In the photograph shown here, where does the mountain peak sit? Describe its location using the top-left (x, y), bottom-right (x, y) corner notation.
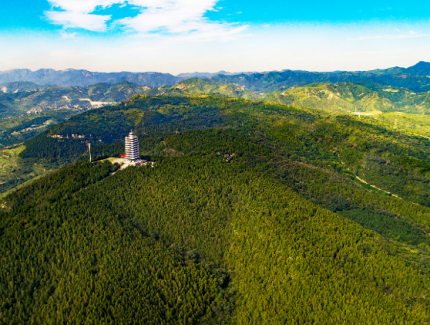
top-left (407, 61), bottom-right (430, 74)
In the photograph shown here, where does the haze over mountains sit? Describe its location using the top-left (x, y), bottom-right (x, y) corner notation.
top-left (0, 69), bottom-right (180, 88)
top-left (2, 61), bottom-right (430, 90)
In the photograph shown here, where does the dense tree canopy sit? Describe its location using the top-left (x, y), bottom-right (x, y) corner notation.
top-left (2, 95), bottom-right (430, 323)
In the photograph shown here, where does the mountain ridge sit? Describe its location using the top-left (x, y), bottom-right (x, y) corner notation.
top-left (0, 69), bottom-right (181, 87)
top-left (3, 61), bottom-right (430, 90)
top-left (145, 78), bottom-right (430, 114)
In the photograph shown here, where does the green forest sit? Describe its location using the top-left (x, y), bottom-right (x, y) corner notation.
top-left (145, 78), bottom-right (430, 114)
top-left (2, 93), bottom-right (430, 323)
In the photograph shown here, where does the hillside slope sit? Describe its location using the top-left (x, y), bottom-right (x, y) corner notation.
top-left (264, 82), bottom-right (430, 114)
top-left (146, 79), bottom-right (430, 114)
top-left (4, 95), bottom-right (430, 252)
top-left (144, 78), bottom-right (261, 100)
top-left (2, 99), bottom-right (430, 322)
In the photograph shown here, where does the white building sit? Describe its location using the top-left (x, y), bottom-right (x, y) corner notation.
top-left (125, 131), bottom-right (139, 161)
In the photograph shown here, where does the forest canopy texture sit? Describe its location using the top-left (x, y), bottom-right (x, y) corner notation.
top-left (1, 95), bottom-right (430, 324)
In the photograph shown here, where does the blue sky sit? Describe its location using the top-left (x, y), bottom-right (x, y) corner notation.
top-left (1, 0), bottom-right (430, 74)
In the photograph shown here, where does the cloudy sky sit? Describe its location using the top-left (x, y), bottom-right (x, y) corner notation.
top-left (1, 0), bottom-right (430, 74)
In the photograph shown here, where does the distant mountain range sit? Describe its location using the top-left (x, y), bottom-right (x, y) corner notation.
top-left (3, 62), bottom-right (430, 151)
top-left (175, 71), bottom-right (244, 79)
top-left (144, 78), bottom-right (261, 100)
top-left (210, 61), bottom-right (430, 93)
top-left (3, 62), bottom-right (430, 91)
top-left (0, 69), bottom-right (180, 88)
top-left (3, 75), bottom-right (430, 136)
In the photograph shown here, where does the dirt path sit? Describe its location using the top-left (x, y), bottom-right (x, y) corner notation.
top-left (404, 131), bottom-right (430, 140)
top-left (338, 154), bottom-right (402, 199)
top-left (354, 175), bottom-right (402, 199)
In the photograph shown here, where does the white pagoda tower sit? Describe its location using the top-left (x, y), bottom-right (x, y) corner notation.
top-left (125, 131), bottom-right (139, 161)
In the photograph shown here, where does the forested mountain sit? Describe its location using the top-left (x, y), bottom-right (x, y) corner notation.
top-left (4, 76), bottom-right (430, 195)
top-left (3, 61), bottom-right (430, 92)
top-left (210, 61), bottom-right (430, 93)
top-left (406, 61), bottom-right (430, 75)
top-left (145, 78), bottom-right (261, 100)
top-left (2, 94), bottom-right (430, 323)
top-left (0, 69), bottom-right (181, 87)
top-left (146, 78), bottom-right (430, 114)
top-left (264, 82), bottom-right (430, 114)
top-left (19, 95), bottom-right (430, 207)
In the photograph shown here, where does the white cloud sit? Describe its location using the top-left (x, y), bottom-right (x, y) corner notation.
top-left (47, 11), bottom-right (111, 31)
top-left (46, 0), bottom-right (122, 31)
top-left (45, 0), bottom-right (246, 40)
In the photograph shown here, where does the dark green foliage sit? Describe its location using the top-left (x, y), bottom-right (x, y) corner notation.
top-left (0, 161), bottom-right (228, 324)
top-left (20, 131), bottom-right (87, 164)
top-left (340, 209), bottom-right (430, 246)
top-left (2, 155), bottom-right (430, 323)
top-left (5, 161), bottom-right (119, 208)
top-left (3, 95), bottom-right (430, 323)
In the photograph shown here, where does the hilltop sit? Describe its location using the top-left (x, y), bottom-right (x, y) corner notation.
top-left (1, 94), bottom-right (430, 323)
top-left (144, 78), bottom-right (261, 100)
